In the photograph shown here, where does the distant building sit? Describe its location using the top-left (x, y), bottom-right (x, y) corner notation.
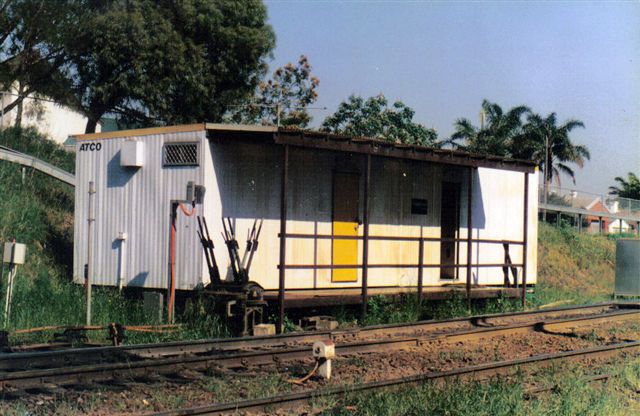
top-left (0, 85), bottom-right (101, 146)
top-left (572, 196), bottom-right (611, 233)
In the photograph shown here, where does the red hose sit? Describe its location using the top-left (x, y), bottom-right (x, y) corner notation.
top-left (179, 203), bottom-right (196, 217)
top-left (168, 219), bottom-right (177, 322)
top-left (168, 203), bottom-right (196, 322)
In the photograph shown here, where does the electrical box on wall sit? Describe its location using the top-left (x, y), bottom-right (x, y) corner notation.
top-left (120, 140), bottom-right (145, 167)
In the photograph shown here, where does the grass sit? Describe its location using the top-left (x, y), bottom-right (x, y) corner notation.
top-left (322, 358), bottom-right (640, 415)
top-left (0, 126), bottom-right (630, 341)
top-left (531, 223), bottom-right (617, 307)
top-left (0, 127), bottom-right (637, 414)
top-left (0, 127), bottom-right (229, 343)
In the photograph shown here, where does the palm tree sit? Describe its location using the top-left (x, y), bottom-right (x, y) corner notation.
top-left (512, 112), bottom-right (589, 187)
top-left (609, 173), bottom-right (640, 200)
top-left (511, 112), bottom-right (588, 222)
top-left (444, 100), bottom-right (529, 156)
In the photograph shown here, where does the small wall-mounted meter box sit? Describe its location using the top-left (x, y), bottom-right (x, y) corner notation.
top-left (3, 242), bottom-right (26, 264)
top-left (120, 140), bottom-right (145, 167)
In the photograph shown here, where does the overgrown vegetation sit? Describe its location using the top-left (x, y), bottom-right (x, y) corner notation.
top-left (0, 127), bottom-right (228, 342)
top-left (331, 292), bottom-right (521, 328)
top-left (532, 223), bottom-right (616, 307)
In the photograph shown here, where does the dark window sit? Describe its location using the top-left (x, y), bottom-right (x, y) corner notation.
top-left (163, 142), bottom-right (199, 166)
top-left (411, 198), bottom-right (428, 215)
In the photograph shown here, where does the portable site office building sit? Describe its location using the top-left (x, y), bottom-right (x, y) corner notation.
top-left (73, 123), bottom-right (538, 307)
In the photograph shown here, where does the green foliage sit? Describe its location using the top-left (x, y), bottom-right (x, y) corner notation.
top-left (609, 172), bottom-right (640, 200)
top-left (0, 127), bottom-right (228, 342)
top-left (365, 294), bottom-right (421, 325)
top-left (532, 223), bottom-right (615, 307)
top-left (446, 101), bottom-right (589, 186)
top-left (512, 112), bottom-right (588, 186)
top-left (0, 127), bottom-right (75, 272)
top-left (229, 55), bottom-right (320, 128)
top-left (0, 0), bottom-right (73, 115)
top-left (351, 293), bottom-right (520, 327)
top-left (447, 100), bottom-right (529, 156)
top-left (180, 288), bottom-right (230, 339)
top-left (607, 232), bottom-right (637, 240)
top-left (324, 368), bottom-right (628, 416)
top-left (321, 94), bottom-right (438, 146)
top-left (3, 0), bottom-right (276, 133)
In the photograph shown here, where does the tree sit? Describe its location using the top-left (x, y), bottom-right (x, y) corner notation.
top-left (609, 173), bottom-right (640, 200)
top-left (0, 0), bottom-right (75, 118)
top-left (321, 94), bottom-right (438, 146)
top-left (37, 0), bottom-right (275, 133)
top-left (445, 100), bottom-right (529, 156)
top-left (228, 55), bottom-right (320, 128)
top-left (511, 112), bottom-right (589, 186)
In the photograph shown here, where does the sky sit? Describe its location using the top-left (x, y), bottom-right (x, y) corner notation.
top-left (264, 0), bottom-right (640, 196)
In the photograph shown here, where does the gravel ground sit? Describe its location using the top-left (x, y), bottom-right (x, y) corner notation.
top-left (1, 312), bottom-right (639, 415)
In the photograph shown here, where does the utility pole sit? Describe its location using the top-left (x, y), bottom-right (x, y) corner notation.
top-left (543, 134), bottom-right (549, 222)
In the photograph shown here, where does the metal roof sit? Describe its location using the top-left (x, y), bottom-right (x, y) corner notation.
top-left (73, 123), bottom-right (537, 173)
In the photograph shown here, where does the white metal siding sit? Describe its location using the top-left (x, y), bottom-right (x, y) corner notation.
top-left (203, 140), bottom-right (538, 291)
top-left (74, 130), bottom-right (206, 290)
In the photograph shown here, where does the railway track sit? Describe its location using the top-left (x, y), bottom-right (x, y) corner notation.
top-left (0, 302), bottom-right (638, 392)
top-left (0, 301), bottom-right (627, 372)
top-left (151, 340), bottom-right (640, 415)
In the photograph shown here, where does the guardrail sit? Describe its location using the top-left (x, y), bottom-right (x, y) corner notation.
top-left (0, 145), bottom-right (75, 186)
top-left (539, 185), bottom-right (640, 223)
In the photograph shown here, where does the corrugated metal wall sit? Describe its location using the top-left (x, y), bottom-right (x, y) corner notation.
top-left (74, 129), bottom-right (537, 292)
top-left (74, 130), bottom-right (206, 290)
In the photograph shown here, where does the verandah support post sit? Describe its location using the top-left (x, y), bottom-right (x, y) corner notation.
top-left (361, 154), bottom-right (371, 321)
top-left (578, 214), bottom-right (582, 233)
top-left (599, 216), bottom-right (603, 234)
top-left (417, 237), bottom-right (424, 306)
top-left (466, 167), bottom-right (473, 310)
top-left (277, 144), bottom-right (289, 334)
top-left (522, 172), bottom-right (529, 308)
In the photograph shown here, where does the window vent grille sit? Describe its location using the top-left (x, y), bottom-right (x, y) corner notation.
top-left (163, 142), bottom-right (199, 166)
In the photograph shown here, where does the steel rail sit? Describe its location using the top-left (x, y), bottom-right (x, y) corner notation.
top-left (0, 308), bottom-right (638, 391)
top-left (0, 302), bottom-right (625, 372)
top-left (150, 340), bottom-right (640, 415)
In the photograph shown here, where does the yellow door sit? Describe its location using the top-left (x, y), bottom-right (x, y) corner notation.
top-left (332, 172), bottom-right (360, 282)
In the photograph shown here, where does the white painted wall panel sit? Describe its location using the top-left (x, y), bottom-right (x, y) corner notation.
top-left (204, 140), bottom-right (537, 291)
